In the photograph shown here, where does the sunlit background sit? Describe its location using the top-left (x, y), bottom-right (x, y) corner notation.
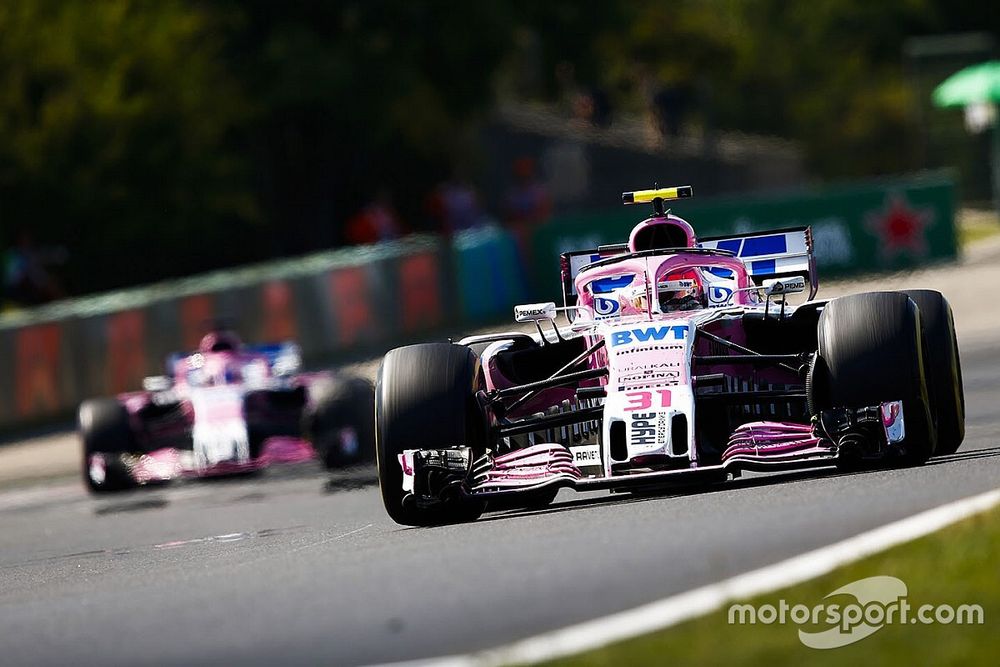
top-left (0, 0), bottom-right (996, 299)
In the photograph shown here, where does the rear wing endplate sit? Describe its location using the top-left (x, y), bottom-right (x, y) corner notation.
top-left (559, 244), bottom-right (628, 310)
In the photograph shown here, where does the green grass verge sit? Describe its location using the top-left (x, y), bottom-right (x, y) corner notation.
top-left (544, 503), bottom-right (1000, 667)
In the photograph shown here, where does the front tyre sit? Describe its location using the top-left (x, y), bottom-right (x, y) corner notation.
top-left (308, 377), bottom-right (375, 469)
top-left (79, 398), bottom-right (138, 493)
top-left (814, 292), bottom-right (936, 466)
top-left (376, 343), bottom-right (487, 526)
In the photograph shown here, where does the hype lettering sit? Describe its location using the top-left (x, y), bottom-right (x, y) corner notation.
top-left (611, 325), bottom-right (689, 347)
top-left (630, 412), bottom-right (658, 446)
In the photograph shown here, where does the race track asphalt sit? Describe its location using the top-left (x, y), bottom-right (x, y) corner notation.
top-left (2, 252), bottom-right (999, 665)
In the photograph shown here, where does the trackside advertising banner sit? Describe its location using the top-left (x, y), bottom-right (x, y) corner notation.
top-left (531, 173), bottom-right (958, 299)
top-left (0, 237), bottom-right (453, 427)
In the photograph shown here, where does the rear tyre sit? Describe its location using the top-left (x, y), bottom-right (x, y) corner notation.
top-left (903, 290), bottom-right (965, 455)
top-left (813, 292), bottom-right (936, 466)
top-left (79, 398), bottom-right (138, 493)
top-left (308, 377), bottom-right (375, 469)
top-left (376, 343), bottom-right (487, 526)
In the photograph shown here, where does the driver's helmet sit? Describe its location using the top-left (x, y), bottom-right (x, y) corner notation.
top-left (657, 269), bottom-right (705, 312)
top-left (198, 330), bottom-right (243, 353)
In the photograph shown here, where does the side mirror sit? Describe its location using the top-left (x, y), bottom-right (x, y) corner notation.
top-left (142, 375), bottom-right (173, 392)
top-left (514, 302), bottom-right (557, 323)
top-left (761, 276), bottom-right (805, 297)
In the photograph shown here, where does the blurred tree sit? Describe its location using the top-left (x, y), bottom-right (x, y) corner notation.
top-left (218, 0), bottom-right (516, 250)
top-left (1, 0), bottom-right (996, 296)
top-left (0, 0), bottom-right (256, 292)
top-left (584, 0), bottom-right (997, 177)
top-left (588, 0), bottom-right (942, 176)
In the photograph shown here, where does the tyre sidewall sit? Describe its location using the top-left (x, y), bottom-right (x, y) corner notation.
top-left (79, 398), bottom-right (137, 492)
top-left (375, 343), bottom-right (486, 526)
top-left (816, 292), bottom-right (936, 464)
top-left (903, 290), bottom-right (965, 455)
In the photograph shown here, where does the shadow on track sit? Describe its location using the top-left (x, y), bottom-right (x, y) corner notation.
top-left (467, 445), bottom-right (1000, 524)
top-left (323, 465), bottom-right (378, 494)
top-left (93, 497), bottom-right (170, 515)
top-left (924, 445), bottom-right (1000, 467)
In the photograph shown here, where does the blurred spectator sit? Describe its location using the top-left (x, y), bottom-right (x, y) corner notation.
top-left (555, 61), bottom-right (582, 117)
top-left (589, 87), bottom-right (613, 127)
top-left (652, 84), bottom-right (692, 139)
top-left (344, 188), bottom-right (403, 245)
top-left (426, 171), bottom-right (485, 234)
top-left (504, 157), bottom-right (551, 227)
top-left (2, 228), bottom-right (66, 306)
top-left (505, 156), bottom-right (552, 269)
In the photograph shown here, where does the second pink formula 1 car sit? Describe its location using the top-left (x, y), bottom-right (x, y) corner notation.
top-left (80, 329), bottom-right (373, 492)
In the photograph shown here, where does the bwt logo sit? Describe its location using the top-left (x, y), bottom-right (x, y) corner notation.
top-left (611, 325), bottom-right (689, 347)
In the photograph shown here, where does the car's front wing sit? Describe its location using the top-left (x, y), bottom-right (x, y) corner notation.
top-left (398, 401), bottom-right (906, 502)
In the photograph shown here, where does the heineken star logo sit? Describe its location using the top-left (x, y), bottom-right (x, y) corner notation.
top-left (865, 194), bottom-right (934, 261)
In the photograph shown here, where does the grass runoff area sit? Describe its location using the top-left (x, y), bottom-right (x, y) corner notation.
top-left (545, 504), bottom-right (1000, 666)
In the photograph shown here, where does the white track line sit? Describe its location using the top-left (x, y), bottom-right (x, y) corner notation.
top-left (395, 487), bottom-right (1000, 667)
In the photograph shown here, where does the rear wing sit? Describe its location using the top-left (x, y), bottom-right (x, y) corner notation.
top-left (558, 226), bottom-right (817, 310)
top-left (164, 341), bottom-right (302, 377)
top-left (699, 227), bottom-right (817, 299)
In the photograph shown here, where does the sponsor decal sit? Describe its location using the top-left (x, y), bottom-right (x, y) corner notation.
top-left (657, 412), bottom-right (670, 445)
top-left (708, 285), bottom-right (734, 306)
top-left (765, 276), bottom-right (805, 294)
top-left (591, 275), bottom-right (634, 293)
top-left (630, 411), bottom-right (658, 446)
top-left (865, 194), bottom-right (933, 262)
top-left (611, 325), bottom-right (689, 347)
top-left (618, 361), bottom-right (679, 372)
top-left (569, 444), bottom-right (602, 467)
top-left (594, 296), bottom-right (620, 317)
top-left (881, 400), bottom-right (905, 444)
top-left (515, 302), bottom-right (557, 321)
top-left (619, 370), bottom-right (681, 381)
top-left (659, 279), bottom-right (695, 290)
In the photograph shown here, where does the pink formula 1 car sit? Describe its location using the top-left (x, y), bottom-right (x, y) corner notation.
top-left (375, 185), bottom-right (965, 526)
top-left (80, 330), bottom-right (374, 493)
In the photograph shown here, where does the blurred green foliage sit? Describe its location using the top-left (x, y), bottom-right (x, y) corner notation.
top-left (0, 0), bottom-right (255, 290)
top-left (0, 0), bottom-right (995, 294)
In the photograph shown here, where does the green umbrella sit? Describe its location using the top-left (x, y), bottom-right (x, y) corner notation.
top-left (933, 60), bottom-right (1000, 214)
top-left (933, 60), bottom-right (1000, 107)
